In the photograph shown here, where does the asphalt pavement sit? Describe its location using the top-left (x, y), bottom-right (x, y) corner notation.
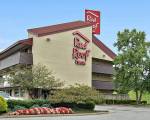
top-left (1, 105), bottom-right (150, 120)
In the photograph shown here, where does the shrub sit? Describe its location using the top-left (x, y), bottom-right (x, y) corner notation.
top-left (7, 100), bottom-right (31, 109)
top-left (41, 104), bottom-right (52, 108)
top-left (0, 96), bottom-right (8, 113)
top-left (48, 85), bottom-right (103, 110)
top-left (7, 99), bottom-right (96, 111)
top-left (7, 99), bottom-right (50, 110)
top-left (13, 105), bottom-right (26, 111)
top-left (7, 84), bottom-right (102, 111)
top-left (49, 84), bottom-right (103, 104)
top-left (77, 101), bottom-right (95, 110)
top-left (31, 99), bottom-right (50, 106)
top-left (51, 102), bottom-right (76, 108)
top-left (51, 101), bottom-right (95, 110)
top-left (30, 104), bottom-right (40, 108)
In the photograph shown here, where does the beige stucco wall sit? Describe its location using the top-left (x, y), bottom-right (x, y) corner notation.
top-left (92, 43), bottom-right (113, 61)
top-left (29, 26), bottom-right (92, 87)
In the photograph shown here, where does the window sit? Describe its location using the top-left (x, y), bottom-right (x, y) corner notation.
top-left (6, 89), bottom-right (12, 96)
top-left (14, 89), bottom-right (19, 97)
top-left (20, 89), bottom-right (25, 97)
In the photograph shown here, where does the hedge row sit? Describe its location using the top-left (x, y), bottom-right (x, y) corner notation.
top-left (51, 101), bottom-right (95, 110)
top-left (7, 99), bottom-right (95, 111)
top-left (7, 99), bottom-right (50, 109)
top-left (105, 99), bottom-right (147, 104)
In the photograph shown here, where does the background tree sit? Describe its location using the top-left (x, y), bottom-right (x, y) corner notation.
top-left (0, 70), bottom-right (6, 84)
top-left (7, 64), bottom-right (63, 99)
top-left (114, 29), bottom-right (150, 104)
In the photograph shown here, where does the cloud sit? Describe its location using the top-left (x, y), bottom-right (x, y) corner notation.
top-left (0, 48), bottom-right (4, 52)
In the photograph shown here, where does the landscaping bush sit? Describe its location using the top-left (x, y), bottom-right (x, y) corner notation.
top-left (30, 99), bottom-right (50, 106)
top-left (76, 101), bottom-right (95, 110)
top-left (7, 99), bottom-right (96, 112)
top-left (48, 85), bottom-right (105, 110)
top-left (13, 105), bottom-right (26, 111)
top-left (51, 101), bottom-right (95, 110)
top-left (41, 104), bottom-right (52, 108)
top-left (49, 84), bottom-right (103, 104)
top-left (51, 102), bottom-right (76, 108)
top-left (7, 85), bottom-right (103, 112)
top-left (7, 99), bottom-right (50, 110)
top-left (30, 104), bottom-right (40, 108)
top-left (7, 100), bottom-right (31, 109)
top-left (0, 96), bottom-right (8, 113)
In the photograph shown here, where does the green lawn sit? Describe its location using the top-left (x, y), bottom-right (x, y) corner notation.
top-left (128, 91), bottom-right (150, 104)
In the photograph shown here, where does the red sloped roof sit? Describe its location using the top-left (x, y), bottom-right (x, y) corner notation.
top-left (0, 38), bottom-right (32, 60)
top-left (28, 21), bottom-right (92, 37)
top-left (92, 35), bottom-right (116, 59)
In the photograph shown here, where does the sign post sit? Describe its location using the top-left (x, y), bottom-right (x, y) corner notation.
top-left (85, 10), bottom-right (100, 34)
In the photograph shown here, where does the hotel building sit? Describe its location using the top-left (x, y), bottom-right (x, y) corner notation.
top-left (0, 21), bottom-right (116, 98)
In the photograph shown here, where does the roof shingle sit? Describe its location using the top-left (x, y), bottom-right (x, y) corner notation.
top-left (28, 21), bottom-right (92, 37)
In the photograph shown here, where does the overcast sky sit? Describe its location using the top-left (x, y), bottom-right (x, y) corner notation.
top-left (0, 0), bottom-right (150, 53)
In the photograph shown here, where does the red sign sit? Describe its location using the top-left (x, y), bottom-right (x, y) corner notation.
top-left (72, 31), bottom-right (90, 65)
top-left (85, 9), bottom-right (100, 34)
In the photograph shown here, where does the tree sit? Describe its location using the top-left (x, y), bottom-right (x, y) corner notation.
top-left (7, 64), bottom-right (63, 98)
top-left (114, 29), bottom-right (150, 104)
top-left (0, 70), bottom-right (6, 84)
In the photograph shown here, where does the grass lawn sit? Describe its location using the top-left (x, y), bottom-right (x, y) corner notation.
top-left (128, 91), bottom-right (150, 104)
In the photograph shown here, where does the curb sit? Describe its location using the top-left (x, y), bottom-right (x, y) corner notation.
top-left (0, 111), bottom-right (109, 119)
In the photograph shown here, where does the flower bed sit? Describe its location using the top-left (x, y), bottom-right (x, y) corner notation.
top-left (7, 99), bottom-right (95, 111)
top-left (9, 107), bottom-right (73, 115)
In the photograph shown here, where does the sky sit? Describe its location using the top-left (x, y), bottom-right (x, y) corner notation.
top-left (0, 0), bottom-right (150, 53)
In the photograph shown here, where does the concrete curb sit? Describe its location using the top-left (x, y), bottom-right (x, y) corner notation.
top-left (0, 111), bottom-right (109, 119)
